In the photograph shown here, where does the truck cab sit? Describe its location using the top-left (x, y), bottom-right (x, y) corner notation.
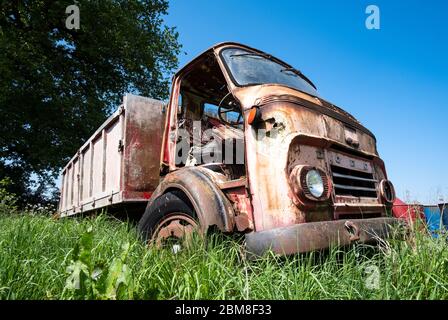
top-left (59, 42), bottom-right (399, 255)
top-left (140, 42), bottom-right (398, 255)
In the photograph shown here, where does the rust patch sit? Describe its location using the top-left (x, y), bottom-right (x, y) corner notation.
top-left (246, 217), bottom-right (403, 256)
top-left (224, 186), bottom-right (254, 232)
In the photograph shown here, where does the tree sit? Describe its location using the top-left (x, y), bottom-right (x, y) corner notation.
top-left (0, 0), bottom-right (181, 206)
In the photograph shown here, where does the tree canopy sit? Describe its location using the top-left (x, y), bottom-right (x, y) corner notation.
top-left (0, 0), bottom-right (181, 205)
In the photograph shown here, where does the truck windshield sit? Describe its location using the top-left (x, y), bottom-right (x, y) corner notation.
top-left (221, 48), bottom-right (319, 98)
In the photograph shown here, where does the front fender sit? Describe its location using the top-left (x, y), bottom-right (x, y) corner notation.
top-left (149, 167), bottom-right (235, 232)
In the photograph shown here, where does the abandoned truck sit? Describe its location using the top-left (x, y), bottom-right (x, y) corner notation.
top-left (58, 42), bottom-right (399, 255)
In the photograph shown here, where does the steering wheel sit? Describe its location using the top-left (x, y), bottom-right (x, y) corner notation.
top-left (217, 93), bottom-right (243, 127)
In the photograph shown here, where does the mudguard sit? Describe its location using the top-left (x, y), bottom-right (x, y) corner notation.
top-left (147, 167), bottom-right (235, 232)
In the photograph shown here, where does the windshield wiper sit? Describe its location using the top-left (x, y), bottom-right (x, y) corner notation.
top-left (230, 52), bottom-right (272, 59)
top-left (280, 67), bottom-right (317, 89)
top-left (280, 67), bottom-right (305, 76)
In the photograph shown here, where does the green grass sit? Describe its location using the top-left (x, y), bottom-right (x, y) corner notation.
top-left (0, 212), bottom-right (447, 300)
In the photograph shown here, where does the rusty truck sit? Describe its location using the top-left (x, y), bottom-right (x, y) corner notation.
top-left (58, 42), bottom-right (399, 255)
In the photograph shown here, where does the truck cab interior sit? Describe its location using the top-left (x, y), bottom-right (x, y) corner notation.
top-left (175, 51), bottom-right (245, 169)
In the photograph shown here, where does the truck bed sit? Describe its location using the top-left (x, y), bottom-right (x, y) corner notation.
top-left (58, 94), bottom-right (166, 216)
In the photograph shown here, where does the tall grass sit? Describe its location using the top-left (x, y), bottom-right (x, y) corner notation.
top-left (0, 212), bottom-right (447, 300)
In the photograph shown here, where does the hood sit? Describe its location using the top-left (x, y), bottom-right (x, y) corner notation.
top-left (234, 84), bottom-right (378, 156)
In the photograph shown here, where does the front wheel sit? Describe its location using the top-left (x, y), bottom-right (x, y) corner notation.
top-left (138, 191), bottom-right (199, 252)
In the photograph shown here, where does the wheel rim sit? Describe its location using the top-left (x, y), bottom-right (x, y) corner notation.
top-left (151, 213), bottom-right (198, 252)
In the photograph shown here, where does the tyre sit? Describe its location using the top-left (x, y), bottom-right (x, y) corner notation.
top-left (137, 191), bottom-right (199, 252)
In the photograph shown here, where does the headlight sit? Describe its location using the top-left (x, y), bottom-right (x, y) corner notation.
top-left (306, 170), bottom-right (324, 198)
top-left (379, 179), bottom-right (395, 203)
top-left (290, 165), bottom-right (331, 202)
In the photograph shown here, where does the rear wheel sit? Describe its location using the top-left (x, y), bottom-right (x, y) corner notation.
top-left (138, 191), bottom-right (199, 252)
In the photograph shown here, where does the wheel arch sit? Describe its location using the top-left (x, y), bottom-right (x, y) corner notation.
top-left (148, 167), bottom-right (235, 233)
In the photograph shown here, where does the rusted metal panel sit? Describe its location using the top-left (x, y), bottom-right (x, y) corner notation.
top-left (224, 87), bottom-right (388, 232)
top-left (73, 158), bottom-right (80, 208)
top-left (223, 186), bottom-right (254, 232)
top-left (91, 136), bottom-right (103, 196)
top-left (81, 146), bottom-right (91, 199)
top-left (104, 117), bottom-right (122, 193)
top-left (66, 164), bottom-right (73, 209)
top-left (122, 94), bottom-right (166, 199)
top-left (146, 166), bottom-right (235, 233)
top-left (246, 217), bottom-right (401, 256)
top-left (58, 94), bottom-right (166, 216)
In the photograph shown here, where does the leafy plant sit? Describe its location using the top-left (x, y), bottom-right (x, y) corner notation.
top-left (63, 226), bottom-right (133, 300)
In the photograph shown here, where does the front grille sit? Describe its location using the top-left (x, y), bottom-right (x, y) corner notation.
top-left (331, 165), bottom-right (378, 198)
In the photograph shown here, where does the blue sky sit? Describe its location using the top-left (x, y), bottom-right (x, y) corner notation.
top-left (165, 0), bottom-right (448, 204)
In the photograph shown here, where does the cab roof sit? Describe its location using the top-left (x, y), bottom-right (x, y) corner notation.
top-left (174, 41), bottom-right (296, 79)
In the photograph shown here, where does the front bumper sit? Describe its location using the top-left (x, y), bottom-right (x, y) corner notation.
top-left (245, 217), bottom-right (401, 256)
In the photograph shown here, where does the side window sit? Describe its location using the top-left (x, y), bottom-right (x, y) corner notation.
top-left (225, 110), bottom-right (241, 123)
top-left (203, 102), bottom-right (240, 123)
top-left (203, 103), bottom-right (219, 118)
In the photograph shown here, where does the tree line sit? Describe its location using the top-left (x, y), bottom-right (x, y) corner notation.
top-left (0, 0), bottom-right (181, 207)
